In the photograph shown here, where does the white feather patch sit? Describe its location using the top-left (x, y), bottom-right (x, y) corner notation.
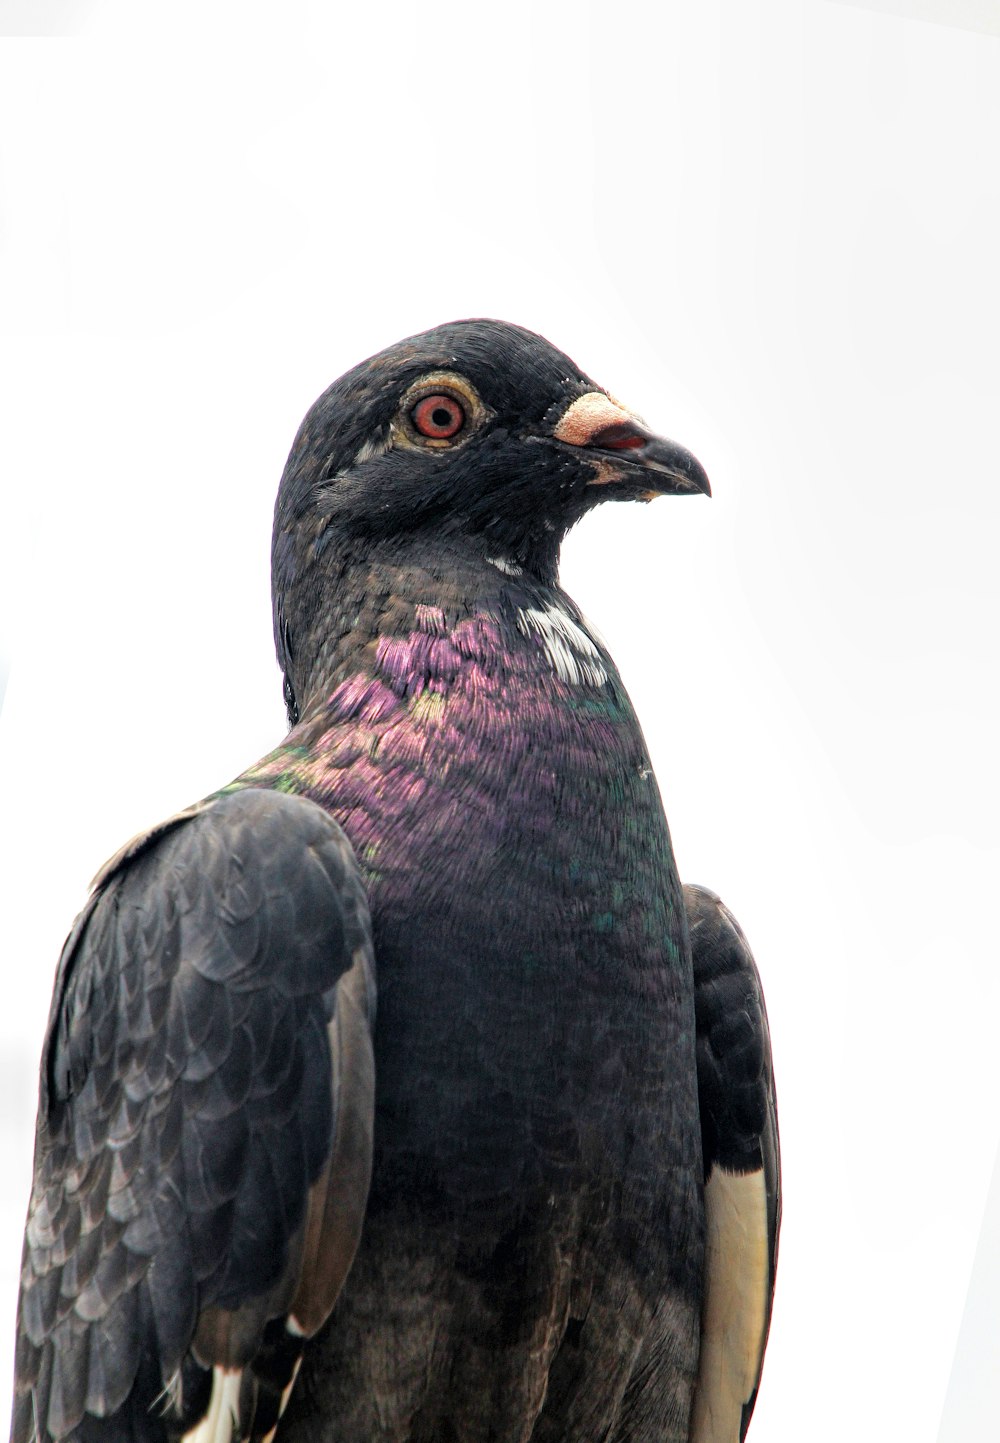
top-left (486, 555), bottom-right (523, 576)
top-left (183, 1368), bottom-right (242, 1443)
top-left (690, 1166), bottom-right (770, 1443)
top-left (352, 430), bottom-right (392, 465)
top-left (516, 605), bottom-right (608, 687)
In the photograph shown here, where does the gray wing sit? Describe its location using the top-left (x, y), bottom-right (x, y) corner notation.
top-left (12, 788), bottom-right (375, 1443)
top-left (685, 885), bottom-right (780, 1443)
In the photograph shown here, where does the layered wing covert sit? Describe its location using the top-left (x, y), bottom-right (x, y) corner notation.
top-left (12, 788), bottom-right (375, 1443)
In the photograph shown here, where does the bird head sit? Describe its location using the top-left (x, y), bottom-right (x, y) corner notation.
top-left (272, 319), bottom-right (709, 717)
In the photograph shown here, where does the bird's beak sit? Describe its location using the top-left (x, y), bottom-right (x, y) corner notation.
top-left (553, 392), bottom-right (711, 499)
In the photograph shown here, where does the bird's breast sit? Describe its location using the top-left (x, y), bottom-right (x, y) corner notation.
top-left (238, 597), bottom-right (697, 1217)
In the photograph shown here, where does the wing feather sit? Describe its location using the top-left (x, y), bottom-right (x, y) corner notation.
top-left (12, 788), bottom-right (375, 1443)
top-left (685, 884), bottom-right (780, 1443)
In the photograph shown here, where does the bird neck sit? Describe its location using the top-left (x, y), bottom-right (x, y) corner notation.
top-left (233, 543), bottom-right (636, 857)
top-left (278, 531), bottom-right (566, 723)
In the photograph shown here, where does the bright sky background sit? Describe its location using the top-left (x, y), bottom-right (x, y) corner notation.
top-left (0, 2), bottom-right (997, 1440)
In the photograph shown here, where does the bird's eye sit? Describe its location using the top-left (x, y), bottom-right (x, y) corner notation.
top-left (411, 394), bottom-right (466, 440)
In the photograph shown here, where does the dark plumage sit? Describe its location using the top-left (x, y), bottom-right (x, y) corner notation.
top-left (12, 320), bottom-right (779, 1443)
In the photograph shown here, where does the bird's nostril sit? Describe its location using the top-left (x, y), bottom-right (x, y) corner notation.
top-left (590, 424), bottom-right (646, 451)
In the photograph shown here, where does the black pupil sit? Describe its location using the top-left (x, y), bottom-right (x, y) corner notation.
top-left (432, 406), bottom-right (454, 429)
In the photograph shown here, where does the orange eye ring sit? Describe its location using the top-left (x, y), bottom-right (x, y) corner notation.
top-left (412, 393), bottom-right (465, 440)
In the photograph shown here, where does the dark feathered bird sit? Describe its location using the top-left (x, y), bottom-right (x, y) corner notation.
top-left (12, 320), bottom-right (779, 1443)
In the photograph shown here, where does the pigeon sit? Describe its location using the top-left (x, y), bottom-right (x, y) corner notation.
top-left (11, 320), bottom-right (780, 1443)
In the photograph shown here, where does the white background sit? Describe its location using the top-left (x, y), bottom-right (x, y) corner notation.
top-left (1, 2), bottom-right (997, 1439)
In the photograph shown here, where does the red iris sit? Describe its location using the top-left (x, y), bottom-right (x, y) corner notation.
top-left (412, 394), bottom-right (465, 439)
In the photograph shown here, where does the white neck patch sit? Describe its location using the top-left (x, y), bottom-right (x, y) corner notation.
top-left (486, 555), bottom-right (523, 577)
top-left (516, 604), bottom-right (609, 688)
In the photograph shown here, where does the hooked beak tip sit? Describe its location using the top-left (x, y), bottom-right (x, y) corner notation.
top-left (553, 392), bottom-right (710, 498)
